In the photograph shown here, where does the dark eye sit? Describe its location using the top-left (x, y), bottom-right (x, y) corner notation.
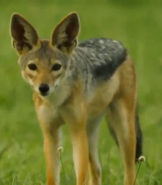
top-left (52, 64), bottom-right (61, 71)
top-left (28, 63), bottom-right (37, 70)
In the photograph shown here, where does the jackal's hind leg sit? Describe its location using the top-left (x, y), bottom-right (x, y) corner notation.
top-left (106, 100), bottom-right (137, 185)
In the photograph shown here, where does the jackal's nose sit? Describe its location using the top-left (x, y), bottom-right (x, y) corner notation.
top-left (39, 84), bottom-right (49, 96)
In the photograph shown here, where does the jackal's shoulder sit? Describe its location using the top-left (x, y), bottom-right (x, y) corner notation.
top-left (78, 38), bottom-right (126, 61)
top-left (74, 38), bottom-right (127, 81)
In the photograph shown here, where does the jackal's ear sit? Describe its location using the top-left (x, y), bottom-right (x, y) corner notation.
top-left (50, 12), bottom-right (80, 54)
top-left (10, 13), bottom-right (41, 55)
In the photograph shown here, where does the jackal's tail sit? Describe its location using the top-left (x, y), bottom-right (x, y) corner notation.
top-left (135, 112), bottom-right (143, 162)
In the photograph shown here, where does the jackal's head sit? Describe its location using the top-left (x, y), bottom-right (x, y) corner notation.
top-left (10, 12), bottom-right (80, 97)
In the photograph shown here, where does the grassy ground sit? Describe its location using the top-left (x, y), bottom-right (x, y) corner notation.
top-left (0, 0), bottom-right (162, 184)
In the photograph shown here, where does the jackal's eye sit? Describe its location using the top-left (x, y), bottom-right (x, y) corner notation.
top-left (28, 63), bottom-right (37, 70)
top-left (52, 64), bottom-right (61, 71)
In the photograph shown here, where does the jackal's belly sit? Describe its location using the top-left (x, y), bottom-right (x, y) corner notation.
top-left (87, 74), bottom-right (119, 117)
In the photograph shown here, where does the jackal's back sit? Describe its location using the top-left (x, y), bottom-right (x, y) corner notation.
top-left (70, 38), bottom-right (127, 91)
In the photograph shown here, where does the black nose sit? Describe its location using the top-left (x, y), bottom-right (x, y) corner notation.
top-left (39, 84), bottom-right (49, 96)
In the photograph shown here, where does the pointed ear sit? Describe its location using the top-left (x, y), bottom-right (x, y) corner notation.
top-left (50, 12), bottom-right (80, 54)
top-left (10, 13), bottom-right (41, 55)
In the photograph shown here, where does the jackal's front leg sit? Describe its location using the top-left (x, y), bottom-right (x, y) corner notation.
top-left (63, 107), bottom-right (89, 185)
top-left (69, 126), bottom-right (89, 185)
top-left (43, 128), bottom-right (61, 185)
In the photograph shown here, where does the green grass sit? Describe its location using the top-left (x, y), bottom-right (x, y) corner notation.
top-left (0, 0), bottom-right (162, 184)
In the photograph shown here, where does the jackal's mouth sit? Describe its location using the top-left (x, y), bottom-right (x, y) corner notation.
top-left (40, 92), bottom-right (49, 97)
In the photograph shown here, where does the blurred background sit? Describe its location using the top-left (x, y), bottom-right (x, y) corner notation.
top-left (0, 0), bottom-right (162, 184)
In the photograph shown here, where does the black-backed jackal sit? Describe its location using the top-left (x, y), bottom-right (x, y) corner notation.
top-left (10, 12), bottom-right (142, 185)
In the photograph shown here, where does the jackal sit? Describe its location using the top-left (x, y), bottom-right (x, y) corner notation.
top-left (10, 12), bottom-right (142, 185)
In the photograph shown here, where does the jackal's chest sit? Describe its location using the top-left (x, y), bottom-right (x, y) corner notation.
top-left (37, 105), bottom-right (61, 127)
